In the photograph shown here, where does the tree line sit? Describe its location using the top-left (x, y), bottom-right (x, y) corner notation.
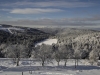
top-left (0, 28), bottom-right (100, 67)
top-left (2, 41), bottom-right (100, 67)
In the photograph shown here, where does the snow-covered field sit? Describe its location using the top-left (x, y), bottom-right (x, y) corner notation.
top-left (1, 39), bottom-right (100, 75)
top-left (35, 39), bottom-right (57, 46)
top-left (0, 58), bottom-right (100, 75)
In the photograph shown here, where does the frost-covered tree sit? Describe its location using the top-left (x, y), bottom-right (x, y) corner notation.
top-left (74, 49), bottom-right (81, 68)
top-left (59, 45), bottom-right (73, 66)
top-left (52, 45), bottom-right (62, 66)
top-left (23, 38), bottom-right (35, 58)
top-left (89, 49), bottom-right (99, 65)
top-left (5, 44), bottom-right (27, 66)
top-left (59, 45), bottom-right (67, 66)
top-left (73, 42), bottom-right (81, 68)
top-left (33, 44), bottom-right (52, 66)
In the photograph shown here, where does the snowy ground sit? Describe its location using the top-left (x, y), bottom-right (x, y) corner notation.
top-left (35, 39), bottom-right (57, 46)
top-left (0, 58), bottom-right (100, 75)
top-left (1, 39), bottom-right (100, 75)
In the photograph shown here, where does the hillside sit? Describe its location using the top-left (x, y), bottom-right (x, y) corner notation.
top-left (0, 24), bottom-right (50, 57)
top-left (1, 25), bottom-right (100, 59)
top-left (38, 27), bottom-right (100, 59)
top-left (0, 26), bottom-right (100, 75)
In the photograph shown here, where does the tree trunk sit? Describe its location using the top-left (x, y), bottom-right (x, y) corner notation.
top-left (42, 61), bottom-right (45, 66)
top-left (75, 59), bottom-right (77, 68)
top-left (16, 58), bottom-right (20, 66)
top-left (57, 61), bottom-right (59, 66)
top-left (22, 72), bottom-right (23, 75)
top-left (77, 59), bottom-right (78, 66)
top-left (64, 60), bottom-right (67, 67)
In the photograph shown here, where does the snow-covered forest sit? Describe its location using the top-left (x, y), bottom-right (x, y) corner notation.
top-left (0, 25), bottom-right (100, 75)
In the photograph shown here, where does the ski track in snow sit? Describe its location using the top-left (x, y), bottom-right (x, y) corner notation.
top-left (0, 27), bottom-right (24, 34)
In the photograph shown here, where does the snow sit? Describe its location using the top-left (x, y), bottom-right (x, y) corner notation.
top-left (0, 27), bottom-right (24, 34)
top-left (0, 28), bottom-right (11, 33)
top-left (35, 39), bottom-right (57, 46)
top-left (0, 59), bottom-right (100, 75)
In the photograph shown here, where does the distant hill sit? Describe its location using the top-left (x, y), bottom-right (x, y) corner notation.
top-left (37, 27), bottom-right (100, 45)
top-left (0, 24), bottom-right (50, 45)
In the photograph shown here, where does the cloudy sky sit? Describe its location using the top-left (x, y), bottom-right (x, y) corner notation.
top-left (0, 0), bottom-right (100, 28)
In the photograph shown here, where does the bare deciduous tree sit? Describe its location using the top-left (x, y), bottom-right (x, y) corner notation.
top-left (5, 44), bottom-right (27, 66)
top-left (33, 44), bottom-right (52, 66)
top-left (52, 45), bottom-right (62, 66)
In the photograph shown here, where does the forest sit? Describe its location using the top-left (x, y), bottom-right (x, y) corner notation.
top-left (0, 25), bottom-right (100, 67)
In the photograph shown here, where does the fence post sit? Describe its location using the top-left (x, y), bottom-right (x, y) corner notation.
top-left (22, 72), bottom-right (23, 75)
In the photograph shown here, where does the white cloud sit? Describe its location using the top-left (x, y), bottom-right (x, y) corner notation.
top-left (10, 8), bottom-right (63, 14)
top-left (33, 1), bottom-right (94, 8)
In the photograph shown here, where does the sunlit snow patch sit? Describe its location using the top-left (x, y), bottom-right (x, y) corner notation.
top-left (35, 39), bottom-right (57, 46)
